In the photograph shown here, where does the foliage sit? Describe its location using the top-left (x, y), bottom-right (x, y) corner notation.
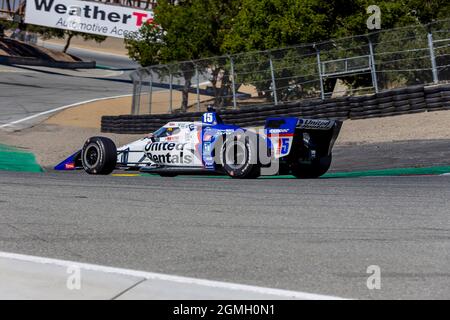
top-left (125, 0), bottom-right (241, 110)
top-left (125, 0), bottom-right (450, 107)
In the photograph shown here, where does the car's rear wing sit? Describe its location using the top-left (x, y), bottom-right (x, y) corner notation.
top-left (265, 117), bottom-right (343, 158)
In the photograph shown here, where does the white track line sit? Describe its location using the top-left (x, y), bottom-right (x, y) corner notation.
top-left (0, 94), bottom-right (132, 129)
top-left (0, 251), bottom-right (346, 300)
top-left (0, 82), bottom-right (211, 130)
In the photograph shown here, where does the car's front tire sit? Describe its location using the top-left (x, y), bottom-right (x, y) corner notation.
top-left (81, 136), bottom-right (117, 175)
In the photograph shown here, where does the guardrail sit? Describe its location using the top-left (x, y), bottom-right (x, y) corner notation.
top-left (102, 83), bottom-right (450, 134)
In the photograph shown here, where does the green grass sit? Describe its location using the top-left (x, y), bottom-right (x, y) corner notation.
top-left (322, 166), bottom-right (450, 178)
top-left (136, 166), bottom-right (450, 179)
top-left (0, 144), bottom-right (43, 173)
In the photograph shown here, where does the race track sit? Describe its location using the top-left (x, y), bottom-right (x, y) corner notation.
top-left (0, 45), bottom-right (137, 126)
top-left (0, 171), bottom-right (448, 299)
top-left (40, 42), bottom-right (139, 70)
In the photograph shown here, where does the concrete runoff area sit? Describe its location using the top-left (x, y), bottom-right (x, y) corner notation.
top-left (0, 171), bottom-right (448, 299)
top-left (0, 254), bottom-right (143, 300)
top-left (0, 252), bottom-right (341, 300)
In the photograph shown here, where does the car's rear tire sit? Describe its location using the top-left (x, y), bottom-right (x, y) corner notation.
top-left (221, 137), bottom-right (260, 179)
top-left (81, 136), bottom-right (117, 175)
top-left (291, 153), bottom-right (332, 179)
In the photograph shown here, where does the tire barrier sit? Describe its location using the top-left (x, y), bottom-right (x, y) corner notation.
top-left (102, 84), bottom-right (450, 134)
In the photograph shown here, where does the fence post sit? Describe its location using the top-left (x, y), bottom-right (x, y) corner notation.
top-left (229, 56), bottom-right (237, 109)
top-left (195, 64), bottom-right (200, 112)
top-left (148, 72), bottom-right (153, 114)
top-left (315, 47), bottom-right (325, 100)
top-left (368, 38), bottom-right (379, 93)
top-left (131, 80), bottom-right (139, 115)
top-left (427, 32), bottom-right (439, 83)
top-left (269, 55), bottom-right (278, 105)
top-left (169, 71), bottom-right (173, 113)
top-left (132, 76), bottom-right (143, 115)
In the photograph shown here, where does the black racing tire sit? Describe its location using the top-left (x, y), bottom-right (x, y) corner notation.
top-left (81, 136), bottom-right (117, 175)
top-left (291, 153), bottom-right (332, 179)
top-left (158, 173), bottom-right (178, 177)
top-left (221, 136), bottom-right (260, 179)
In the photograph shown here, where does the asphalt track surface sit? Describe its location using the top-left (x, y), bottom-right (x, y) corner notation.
top-left (0, 45), bottom-right (137, 126)
top-left (0, 171), bottom-right (448, 299)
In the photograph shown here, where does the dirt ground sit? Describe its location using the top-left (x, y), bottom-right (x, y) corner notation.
top-left (338, 111), bottom-right (450, 144)
top-left (1, 94), bottom-right (450, 169)
top-left (45, 96), bottom-right (133, 129)
top-left (45, 91), bottom-right (212, 129)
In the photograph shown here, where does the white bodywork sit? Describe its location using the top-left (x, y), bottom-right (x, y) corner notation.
top-left (117, 122), bottom-right (204, 168)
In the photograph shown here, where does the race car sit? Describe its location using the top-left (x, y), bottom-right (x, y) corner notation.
top-left (55, 110), bottom-right (342, 178)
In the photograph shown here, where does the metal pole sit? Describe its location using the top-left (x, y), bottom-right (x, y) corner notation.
top-left (131, 81), bottom-right (138, 115)
top-left (229, 56), bottom-right (237, 109)
top-left (134, 77), bottom-right (142, 115)
top-left (169, 72), bottom-right (173, 113)
top-left (368, 38), bottom-right (379, 93)
top-left (428, 32), bottom-right (439, 84)
top-left (316, 48), bottom-right (325, 100)
top-left (148, 73), bottom-right (153, 114)
top-left (269, 55), bottom-right (278, 105)
top-left (195, 65), bottom-right (200, 112)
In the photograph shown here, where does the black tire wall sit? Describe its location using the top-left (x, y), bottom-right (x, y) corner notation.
top-left (102, 84), bottom-right (450, 134)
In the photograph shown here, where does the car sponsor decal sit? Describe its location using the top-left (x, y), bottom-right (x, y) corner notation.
top-left (267, 128), bottom-right (291, 134)
top-left (65, 163), bottom-right (75, 170)
top-left (25, 0), bottom-right (154, 39)
top-left (297, 119), bottom-right (333, 130)
top-left (144, 142), bottom-right (193, 165)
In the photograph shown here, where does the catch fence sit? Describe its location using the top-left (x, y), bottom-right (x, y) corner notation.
top-left (130, 19), bottom-right (450, 115)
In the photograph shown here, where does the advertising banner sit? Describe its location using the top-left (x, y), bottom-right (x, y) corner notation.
top-left (25, 0), bottom-right (154, 38)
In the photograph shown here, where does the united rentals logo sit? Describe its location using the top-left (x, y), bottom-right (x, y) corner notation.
top-left (26, 0), bottom-right (154, 38)
top-left (144, 142), bottom-right (194, 165)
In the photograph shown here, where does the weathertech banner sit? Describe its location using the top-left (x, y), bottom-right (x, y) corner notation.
top-left (25, 0), bottom-right (154, 38)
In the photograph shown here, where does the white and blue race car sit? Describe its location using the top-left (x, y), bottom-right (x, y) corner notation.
top-left (55, 110), bottom-right (342, 178)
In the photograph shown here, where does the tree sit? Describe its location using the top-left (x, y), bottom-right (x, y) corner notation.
top-left (223, 0), bottom-right (450, 52)
top-left (125, 0), bottom-right (450, 108)
top-left (221, 0), bottom-right (450, 98)
top-left (222, 0), bottom-right (334, 53)
top-left (125, 0), bottom-right (241, 111)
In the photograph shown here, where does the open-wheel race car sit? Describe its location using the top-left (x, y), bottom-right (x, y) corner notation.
top-left (55, 110), bottom-right (342, 178)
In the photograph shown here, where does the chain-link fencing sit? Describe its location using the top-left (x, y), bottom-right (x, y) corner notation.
top-left (130, 19), bottom-right (450, 115)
